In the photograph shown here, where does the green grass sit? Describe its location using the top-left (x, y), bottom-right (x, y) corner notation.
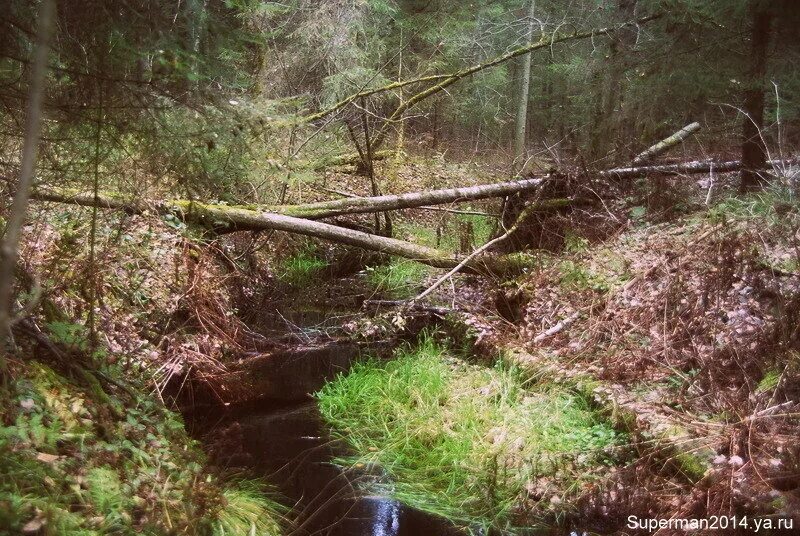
top-left (317, 336), bottom-right (622, 531)
top-left (366, 257), bottom-right (431, 299)
top-left (213, 481), bottom-right (284, 536)
top-left (397, 213), bottom-right (495, 253)
top-left (706, 188), bottom-right (798, 226)
top-left (276, 242), bottom-right (328, 287)
top-left (757, 367), bottom-right (782, 393)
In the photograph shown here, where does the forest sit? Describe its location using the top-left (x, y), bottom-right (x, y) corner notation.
top-left (1, 0), bottom-right (799, 534)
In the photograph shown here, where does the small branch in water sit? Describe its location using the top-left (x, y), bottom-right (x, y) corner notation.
top-left (362, 300), bottom-right (453, 316)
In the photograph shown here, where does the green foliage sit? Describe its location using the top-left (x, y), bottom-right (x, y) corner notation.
top-left (317, 336), bottom-right (622, 531)
top-left (213, 481), bottom-right (284, 536)
top-left (366, 258), bottom-right (430, 299)
top-left (276, 242), bottom-right (329, 288)
top-left (706, 189), bottom-right (798, 226)
top-left (564, 232), bottom-right (590, 254)
top-left (0, 362), bottom-right (282, 535)
top-left (46, 322), bottom-right (90, 352)
top-left (86, 467), bottom-right (132, 529)
top-left (396, 212), bottom-right (494, 254)
top-left (558, 260), bottom-right (612, 293)
top-left (674, 451), bottom-right (709, 484)
top-left (757, 367), bottom-right (782, 393)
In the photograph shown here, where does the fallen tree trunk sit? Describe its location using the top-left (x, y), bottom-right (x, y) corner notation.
top-left (30, 190), bottom-right (517, 274)
top-left (30, 157), bottom-right (795, 276)
top-left (631, 122), bottom-right (701, 165)
top-left (602, 157), bottom-right (798, 178)
top-left (268, 177), bottom-right (546, 219)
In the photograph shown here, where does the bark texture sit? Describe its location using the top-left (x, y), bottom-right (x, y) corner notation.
top-left (740, 1), bottom-right (773, 192)
top-left (268, 177), bottom-right (546, 219)
top-left (602, 158), bottom-right (797, 178)
top-left (631, 122), bottom-right (701, 165)
top-left (29, 191), bottom-right (523, 275)
top-left (513, 0), bottom-right (537, 170)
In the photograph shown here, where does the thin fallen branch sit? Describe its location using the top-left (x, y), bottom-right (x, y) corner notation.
top-left (533, 312), bottom-right (580, 344)
top-left (303, 75), bottom-right (451, 124)
top-left (411, 202), bottom-right (542, 303)
top-left (601, 157), bottom-right (799, 179)
top-left (631, 122), bottom-right (701, 165)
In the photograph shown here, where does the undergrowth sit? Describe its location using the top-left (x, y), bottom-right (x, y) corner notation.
top-left (212, 481), bottom-right (284, 536)
top-left (316, 335), bottom-right (622, 532)
top-left (0, 361), bottom-right (283, 535)
top-left (276, 241), bottom-right (328, 288)
top-left (706, 187), bottom-right (798, 227)
top-left (366, 257), bottom-right (430, 299)
top-left (397, 212), bottom-right (494, 253)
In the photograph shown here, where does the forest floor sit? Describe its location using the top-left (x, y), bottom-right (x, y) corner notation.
top-left (3, 156), bottom-right (800, 534)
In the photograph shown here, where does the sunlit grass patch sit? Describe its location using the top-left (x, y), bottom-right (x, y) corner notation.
top-left (366, 257), bottom-right (431, 299)
top-left (396, 212), bottom-right (495, 253)
top-left (317, 336), bottom-right (622, 531)
top-left (276, 242), bottom-right (328, 287)
top-left (706, 187), bottom-right (798, 226)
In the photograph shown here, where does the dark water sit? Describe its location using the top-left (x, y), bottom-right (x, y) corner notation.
top-left (195, 401), bottom-right (468, 536)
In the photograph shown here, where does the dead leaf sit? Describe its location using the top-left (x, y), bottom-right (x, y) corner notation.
top-left (35, 452), bottom-right (60, 464)
top-left (22, 515), bottom-right (45, 535)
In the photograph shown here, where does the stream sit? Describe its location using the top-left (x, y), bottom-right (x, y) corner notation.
top-left (192, 399), bottom-right (467, 536)
top-left (188, 281), bottom-right (584, 535)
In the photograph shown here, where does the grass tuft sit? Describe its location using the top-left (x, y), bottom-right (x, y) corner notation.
top-left (276, 242), bottom-right (328, 287)
top-left (366, 258), bottom-right (430, 299)
top-left (706, 188), bottom-right (798, 227)
top-left (212, 481), bottom-right (284, 536)
top-left (317, 335), bottom-right (622, 531)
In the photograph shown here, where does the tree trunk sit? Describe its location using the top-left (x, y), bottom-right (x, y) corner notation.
top-left (591, 0), bottom-right (638, 160)
top-left (270, 177), bottom-right (545, 219)
top-left (740, 1), bottom-right (773, 192)
top-left (602, 157), bottom-right (796, 178)
top-left (513, 0), bottom-right (537, 173)
top-left (29, 191), bottom-right (527, 276)
top-left (0, 0), bottom-right (54, 354)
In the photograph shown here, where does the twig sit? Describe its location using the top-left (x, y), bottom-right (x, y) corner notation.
top-left (533, 312), bottom-right (580, 343)
top-left (411, 202), bottom-right (539, 304)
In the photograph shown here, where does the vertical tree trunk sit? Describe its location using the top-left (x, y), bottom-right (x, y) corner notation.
top-left (395, 28), bottom-right (406, 161)
top-left (590, 0), bottom-right (637, 160)
top-left (740, 1), bottom-right (773, 193)
top-left (0, 0), bottom-right (54, 355)
top-left (186, 0), bottom-right (208, 93)
top-left (513, 0), bottom-right (536, 173)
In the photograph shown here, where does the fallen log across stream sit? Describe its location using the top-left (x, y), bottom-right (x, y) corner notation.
top-left (29, 157), bottom-right (797, 275)
top-left (267, 177), bottom-right (546, 219)
top-left (30, 190), bottom-right (526, 275)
